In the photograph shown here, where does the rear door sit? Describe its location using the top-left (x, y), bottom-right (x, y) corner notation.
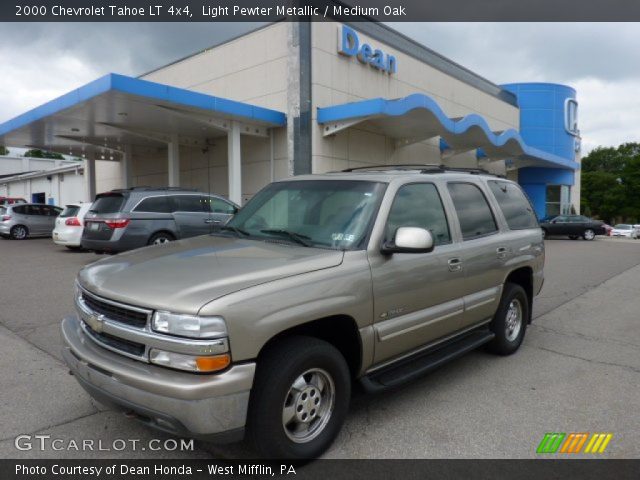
top-left (172, 194), bottom-right (211, 238)
top-left (26, 205), bottom-right (49, 235)
top-left (42, 206), bottom-right (61, 233)
top-left (446, 182), bottom-right (505, 329)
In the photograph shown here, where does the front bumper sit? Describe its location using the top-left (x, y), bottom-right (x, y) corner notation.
top-left (61, 315), bottom-right (255, 442)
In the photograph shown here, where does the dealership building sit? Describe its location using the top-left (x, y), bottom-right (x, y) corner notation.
top-left (0, 20), bottom-right (581, 218)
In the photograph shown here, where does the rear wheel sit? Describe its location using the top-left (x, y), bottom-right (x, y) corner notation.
top-left (583, 229), bottom-right (596, 241)
top-left (10, 225), bottom-right (28, 240)
top-left (148, 232), bottom-right (174, 245)
top-left (247, 336), bottom-right (351, 459)
top-left (486, 283), bottom-right (529, 355)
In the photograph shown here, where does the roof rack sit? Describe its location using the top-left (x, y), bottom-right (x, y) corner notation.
top-left (339, 164), bottom-right (500, 176)
top-left (109, 186), bottom-right (200, 193)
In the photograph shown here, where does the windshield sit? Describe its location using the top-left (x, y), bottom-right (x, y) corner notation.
top-left (225, 180), bottom-right (386, 250)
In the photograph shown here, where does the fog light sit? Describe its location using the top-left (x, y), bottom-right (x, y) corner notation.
top-left (149, 349), bottom-right (230, 373)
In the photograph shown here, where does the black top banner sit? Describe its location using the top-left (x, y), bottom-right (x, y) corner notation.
top-left (4, 0), bottom-right (640, 22)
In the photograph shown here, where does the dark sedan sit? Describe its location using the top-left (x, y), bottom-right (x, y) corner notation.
top-left (539, 215), bottom-right (606, 240)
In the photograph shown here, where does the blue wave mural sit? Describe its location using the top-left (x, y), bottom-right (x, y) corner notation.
top-left (317, 93), bottom-right (578, 170)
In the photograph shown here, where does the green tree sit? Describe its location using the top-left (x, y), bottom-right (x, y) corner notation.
top-left (581, 142), bottom-right (640, 223)
top-left (0, 145), bottom-right (8, 156)
top-left (23, 149), bottom-right (64, 160)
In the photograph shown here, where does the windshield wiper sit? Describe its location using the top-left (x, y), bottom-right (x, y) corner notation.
top-left (216, 225), bottom-right (250, 237)
top-left (260, 229), bottom-right (313, 247)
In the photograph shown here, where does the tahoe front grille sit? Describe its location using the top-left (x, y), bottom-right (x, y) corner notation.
top-left (81, 292), bottom-right (148, 328)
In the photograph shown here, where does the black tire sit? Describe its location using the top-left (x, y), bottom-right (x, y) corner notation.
top-left (148, 231), bottom-right (174, 245)
top-left (247, 336), bottom-right (351, 459)
top-left (541, 228), bottom-right (547, 239)
top-left (10, 225), bottom-right (28, 240)
top-left (568, 235), bottom-right (579, 240)
top-left (583, 229), bottom-right (596, 241)
top-left (486, 283), bottom-right (529, 356)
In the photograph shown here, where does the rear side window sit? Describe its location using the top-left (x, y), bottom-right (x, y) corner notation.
top-left (60, 206), bottom-right (80, 218)
top-left (447, 182), bottom-right (498, 240)
top-left (173, 195), bottom-right (205, 212)
top-left (488, 181), bottom-right (538, 230)
top-left (13, 206), bottom-right (25, 215)
top-left (91, 194), bottom-right (125, 214)
top-left (134, 196), bottom-right (172, 213)
top-left (386, 183), bottom-right (451, 246)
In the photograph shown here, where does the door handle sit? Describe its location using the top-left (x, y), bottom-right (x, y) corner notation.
top-left (204, 219), bottom-right (221, 224)
top-left (496, 246), bottom-right (508, 259)
top-left (448, 258), bottom-right (462, 272)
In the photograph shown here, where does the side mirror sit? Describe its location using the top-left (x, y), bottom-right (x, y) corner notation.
top-left (381, 227), bottom-right (434, 254)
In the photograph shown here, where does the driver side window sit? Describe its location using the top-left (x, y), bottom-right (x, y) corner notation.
top-left (385, 183), bottom-right (451, 246)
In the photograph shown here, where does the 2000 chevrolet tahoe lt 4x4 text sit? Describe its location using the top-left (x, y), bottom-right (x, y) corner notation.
top-left (62, 166), bottom-right (544, 458)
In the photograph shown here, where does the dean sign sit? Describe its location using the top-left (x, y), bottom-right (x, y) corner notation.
top-left (338, 25), bottom-right (397, 74)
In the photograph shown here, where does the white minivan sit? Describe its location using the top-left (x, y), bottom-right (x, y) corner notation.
top-left (53, 203), bottom-right (92, 249)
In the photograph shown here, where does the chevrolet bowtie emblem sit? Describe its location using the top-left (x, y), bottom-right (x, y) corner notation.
top-left (85, 312), bottom-right (104, 333)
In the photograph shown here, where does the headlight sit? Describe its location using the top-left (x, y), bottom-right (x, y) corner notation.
top-left (149, 349), bottom-right (230, 373)
top-left (151, 311), bottom-right (227, 339)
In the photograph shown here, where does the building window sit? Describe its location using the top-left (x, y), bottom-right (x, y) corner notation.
top-left (546, 185), bottom-right (572, 216)
top-left (565, 99), bottom-right (579, 137)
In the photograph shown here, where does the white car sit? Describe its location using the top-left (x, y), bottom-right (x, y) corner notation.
top-left (610, 224), bottom-right (640, 239)
top-left (52, 203), bottom-right (92, 249)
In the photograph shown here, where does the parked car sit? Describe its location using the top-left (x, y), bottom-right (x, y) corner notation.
top-left (0, 196), bottom-right (27, 206)
top-left (539, 215), bottom-right (606, 240)
top-left (53, 203), bottom-right (93, 249)
top-left (610, 224), bottom-right (640, 239)
top-left (62, 167), bottom-right (544, 459)
top-left (0, 203), bottom-right (62, 239)
top-left (81, 187), bottom-right (239, 253)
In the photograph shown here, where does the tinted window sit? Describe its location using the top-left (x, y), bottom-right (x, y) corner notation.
top-left (134, 196), bottom-right (172, 213)
top-left (209, 197), bottom-right (236, 214)
top-left (27, 205), bottom-right (44, 216)
top-left (488, 181), bottom-right (538, 230)
top-left (13, 205), bottom-right (26, 215)
top-left (174, 195), bottom-right (205, 212)
top-left (386, 183), bottom-right (451, 246)
top-left (91, 194), bottom-right (125, 214)
top-left (60, 206), bottom-right (80, 218)
top-left (448, 183), bottom-right (498, 240)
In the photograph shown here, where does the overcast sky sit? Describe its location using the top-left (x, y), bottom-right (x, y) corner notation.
top-left (1, 22), bottom-right (638, 154)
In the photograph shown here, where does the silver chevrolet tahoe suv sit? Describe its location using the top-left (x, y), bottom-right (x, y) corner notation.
top-left (61, 166), bottom-right (544, 459)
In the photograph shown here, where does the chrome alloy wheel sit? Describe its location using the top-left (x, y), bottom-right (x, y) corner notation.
top-left (12, 226), bottom-right (27, 239)
top-left (282, 368), bottom-right (335, 443)
top-left (153, 236), bottom-right (171, 244)
top-left (505, 298), bottom-right (523, 342)
top-left (584, 229), bottom-right (595, 240)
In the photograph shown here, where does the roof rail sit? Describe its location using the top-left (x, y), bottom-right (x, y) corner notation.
top-left (339, 164), bottom-right (500, 176)
top-left (109, 186), bottom-right (200, 192)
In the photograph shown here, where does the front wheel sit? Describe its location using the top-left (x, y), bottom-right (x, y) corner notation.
top-left (247, 336), bottom-right (351, 459)
top-left (486, 283), bottom-right (529, 355)
top-left (583, 229), bottom-right (596, 241)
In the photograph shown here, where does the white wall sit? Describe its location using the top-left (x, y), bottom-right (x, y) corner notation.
top-left (310, 21), bottom-right (520, 174)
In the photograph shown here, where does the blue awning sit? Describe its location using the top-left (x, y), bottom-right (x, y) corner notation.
top-left (317, 94), bottom-right (579, 171)
top-left (0, 73), bottom-right (286, 157)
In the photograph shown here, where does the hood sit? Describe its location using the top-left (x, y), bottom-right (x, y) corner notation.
top-left (78, 235), bottom-right (344, 314)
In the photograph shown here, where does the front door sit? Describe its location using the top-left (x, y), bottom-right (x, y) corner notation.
top-left (172, 195), bottom-right (211, 238)
top-left (370, 182), bottom-right (464, 364)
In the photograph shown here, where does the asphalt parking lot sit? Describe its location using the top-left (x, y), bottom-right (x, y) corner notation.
top-left (0, 236), bottom-right (639, 458)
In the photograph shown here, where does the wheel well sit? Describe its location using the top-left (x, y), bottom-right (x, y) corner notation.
top-left (505, 267), bottom-right (533, 322)
top-left (258, 316), bottom-right (362, 378)
top-left (149, 230), bottom-right (175, 241)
